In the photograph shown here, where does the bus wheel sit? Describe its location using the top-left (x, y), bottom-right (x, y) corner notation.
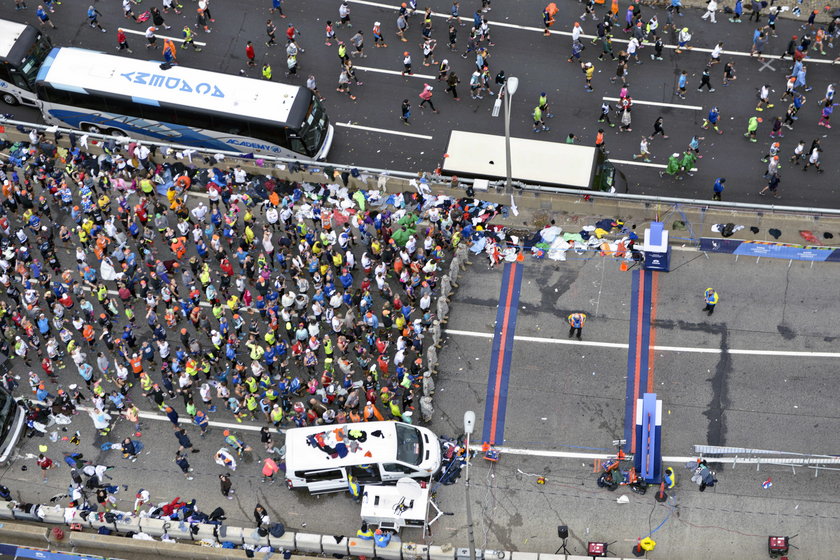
top-left (82, 123), bottom-right (103, 134)
top-left (1, 93), bottom-right (19, 106)
top-left (107, 128), bottom-right (127, 138)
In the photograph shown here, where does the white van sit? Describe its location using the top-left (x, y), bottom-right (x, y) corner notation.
top-left (0, 20), bottom-right (52, 107)
top-left (284, 422), bottom-right (441, 494)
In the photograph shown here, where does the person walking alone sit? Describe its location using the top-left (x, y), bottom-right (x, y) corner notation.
top-left (219, 473), bottom-right (234, 499)
top-left (418, 83), bottom-right (438, 113)
top-left (445, 71), bottom-right (460, 100)
top-left (701, 0), bottom-right (717, 23)
top-left (697, 67), bottom-right (715, 92)
top-left (712, 177), bottom-right (725, 201)
top-left (116, 28), bottom-right (133, 52)
top-left (703, 289), bottom-right (718, 315)
top-left (145, 26), bottom-right (158, 49)
top-left (245, 41), bottom-right (256, 66)
top-left (182, 26), bottom-right (201, 51)
top-left (401, 99), bottom-right (411, 125)
top-left (649, 116), bottom-right (668, 140)
top-left (568, 312), bottom-right (587, 340)
top-left (532, 104), bottom-right (549, 133)
top-left (266, 19), bottom-right (277, 46)
top-left (87, 5), bottom-right (107, 32)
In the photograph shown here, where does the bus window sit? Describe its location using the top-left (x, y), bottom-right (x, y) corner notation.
top-left (350, 464), bottom-right (382, 484)
top-left (395, 424), bottom-right (423, 466)
top-left (302, 469), bottom-right (343, 483)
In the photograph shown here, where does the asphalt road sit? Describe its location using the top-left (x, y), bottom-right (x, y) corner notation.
top-left (1, 219), bottom-right (839, 560)
top-left (430, 248), bottom-right (840, 560)
top-left (2, 0), bottom-right (839, 207)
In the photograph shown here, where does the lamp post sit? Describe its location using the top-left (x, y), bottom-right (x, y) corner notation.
top-left (491, 77), bottom-right (520, 192)
top-left (463, 411), bottom-right (477, 560)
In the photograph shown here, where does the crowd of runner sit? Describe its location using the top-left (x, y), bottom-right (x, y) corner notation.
top-left (0, 124), bottom-right (499, 521)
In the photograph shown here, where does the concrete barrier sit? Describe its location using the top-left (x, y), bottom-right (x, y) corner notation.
top-left (428, 543), bottom-right (457, 560)
top-left (0, 521), bottom-right (49, 542)
top-left (69, 530), bottom-right (155, 553)
top-left (66, 510), bottom-right (91, 528)
top-left (140, 517), bottom-right (193, 540)
top-left (321, 534), bottom-right (350, 555)
top-left (191, 522), bottom-right (220, 542)
top-left (114, 515), bottom-right (143, 535)
top-left (240, 527), bottom-right (269, 547)
top-left (373, 539), bottom-right (404, 560)
top-left (511, 552), bottom-right (539, 560)
top-left (35, 505), bottom-right (65, 524)
top-left (294, 531), bottom-right (322, 553)
top-left (348, 536), bottom-right (376, 557)
top-left (403, 542), bottom-right (430, 560)
top-left (217, 525), bottom-right (246, 545)
top-left (268, 529), bottom-right (296, 550)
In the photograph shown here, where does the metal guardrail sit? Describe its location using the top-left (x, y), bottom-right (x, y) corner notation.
top-left (694, 445), bottom-right (840, 476)
top-left (4, 117), bottom-right (840, 217)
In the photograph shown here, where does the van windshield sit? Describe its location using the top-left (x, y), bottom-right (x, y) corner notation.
top-left (395, 424), bottom-right (423, 465)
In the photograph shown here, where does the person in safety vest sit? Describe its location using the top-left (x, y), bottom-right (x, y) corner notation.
top-left (356, 521), bottom-right (374, 540)
top-left (347, 474), bottom-right (362, 502)
top-left (703, 288), bottom-right (718, 315)
top-left (567, 312), bottom-right (587, 340)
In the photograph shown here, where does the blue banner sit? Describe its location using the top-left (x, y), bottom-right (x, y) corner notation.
top-left (14, 547), bottom-right (102, 560)
top-left (699, 238), bottom-right (840, 262)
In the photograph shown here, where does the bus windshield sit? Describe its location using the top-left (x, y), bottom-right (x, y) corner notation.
top-left (300, 98), bottom-right (328, 157)
top-left (18, 35), bottom-right (52, 88)
top-left (395, 423), bottom-right (423, 465)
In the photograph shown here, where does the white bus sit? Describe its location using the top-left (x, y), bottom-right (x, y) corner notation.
top-left (33, 47), bottom-right (333, 159)
top-left (442, 130), bottom-right (615, 190)
top-left (284, 422), bottom-right (441, 494)
top-left (0, 20), bottom-right (52, 107)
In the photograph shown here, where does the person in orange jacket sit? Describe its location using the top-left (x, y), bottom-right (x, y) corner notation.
top-left (363, 401), bottom-right (384, 421)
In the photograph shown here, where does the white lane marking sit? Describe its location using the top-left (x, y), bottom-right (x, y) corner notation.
top-left (446, 329), bottom-right (840, 357)
top-left (336, 122), bottom-right (433, 140)
top-left (603, 97), bottom-right (703, 111)
top-left (348, 0), bottom-right (837, 64)
top-left (469, 445), bottom-right (815, 466)
top-left (78, 405), bottom-right (283, 434)
top-left (354, 65), bottom-right (436, 80)
top-left (120, 28), bottom-right (207, 47)
top-left (610, 159), bottom-right (699, 172)
top-left (610, 158), bottom-right (666, 169)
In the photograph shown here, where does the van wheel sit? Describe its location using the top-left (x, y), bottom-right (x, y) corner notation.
top-left (1, 93), bottom-right (19, 106)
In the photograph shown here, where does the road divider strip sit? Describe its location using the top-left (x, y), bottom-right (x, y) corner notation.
top-left (445, 329), bottom-right (840, 357)
top-left (602, 97), bottom-right (703, 111)
top-left (120, 28), bottom-right (207, 47)
top-left (336, 122), bottom-right (433, 139)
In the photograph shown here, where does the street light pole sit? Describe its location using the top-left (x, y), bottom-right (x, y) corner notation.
top-left (463, 411), bottom-right (477, 560)
top-left (503, 77), bottom-right (519, 192)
